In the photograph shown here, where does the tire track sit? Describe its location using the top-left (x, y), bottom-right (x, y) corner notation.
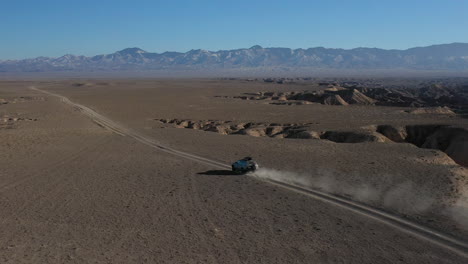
top-left (30, 86), bottom-right (468, 258)
top-left (31, 87), bottom-right (228, 170)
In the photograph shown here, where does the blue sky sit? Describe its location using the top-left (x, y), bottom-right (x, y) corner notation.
top-left (1, 0), bottom-right (467, 59)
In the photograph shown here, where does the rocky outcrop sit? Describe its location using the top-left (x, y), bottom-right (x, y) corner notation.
top-left (335, 89), bottom-right (377, 105)
top-left (322, 94), bottom-right (349, 106)
top-left (286, 130), bottom-right (322, 139)
top-left (155, 118), bottom-right (321, 140)
top-left (222, 83), bottom-right (468, 112)
top-left (1, 115), bottom-right (37, 129)
top-left (376, 125), bottom-right (408, 142)
top-left (320, 131), bottom-right (389, 143)
top-left (358, 85), bottom-right (468, 111)
top-left (405, 107), bottom-right (456, 115)
top-left (377, 124), bottom-right (468, 166)
top-left (223, 88), bottom-right (377, 106)
top-left (158, 118), bottom-right (389, 143)
top-left (156, 118), bottom-right (467, 166)
top-left (420, 127), bottom-right (468, 167)
top-left (405, 125), bottom-right (446, 147)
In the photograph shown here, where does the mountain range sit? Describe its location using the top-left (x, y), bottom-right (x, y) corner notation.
top-left (2, 43), bottom-right (468, 72)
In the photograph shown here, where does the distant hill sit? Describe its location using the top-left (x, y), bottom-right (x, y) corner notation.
top-left (2, 43), bottom-right (468, 72)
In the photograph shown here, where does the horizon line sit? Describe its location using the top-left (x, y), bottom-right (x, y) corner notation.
top-left (2, 42), bottom-right (467, 61)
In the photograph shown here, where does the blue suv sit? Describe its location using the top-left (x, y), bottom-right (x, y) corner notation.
top-left (231, 157), bottom-right (259, 174)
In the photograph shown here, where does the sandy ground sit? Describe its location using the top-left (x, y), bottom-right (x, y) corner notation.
top-left (0, 80), bottom-right (467, 263)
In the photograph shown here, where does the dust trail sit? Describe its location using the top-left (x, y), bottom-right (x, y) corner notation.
top-left (448, 189), bottom-right (468, 230)
top-left (253, 168), bottom-right (443, 216)
top-left (254, 167), bottom-right (468, 249)
top-left (254, 169), bottom-right (468, 257)
top-left (383, 181), bottom-right (434, 214)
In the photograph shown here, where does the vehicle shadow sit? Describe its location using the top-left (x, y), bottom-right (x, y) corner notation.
top-left (197, 170), bottom-right (239, 176)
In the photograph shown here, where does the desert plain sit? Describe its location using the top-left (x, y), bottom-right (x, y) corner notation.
top-left (0, 78), bottom-right (468, 263)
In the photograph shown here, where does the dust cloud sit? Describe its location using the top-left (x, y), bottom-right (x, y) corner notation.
top-left (251, 168), bottom-right (462, 223)
top-left (447, 190), bottom-right (468, 230)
